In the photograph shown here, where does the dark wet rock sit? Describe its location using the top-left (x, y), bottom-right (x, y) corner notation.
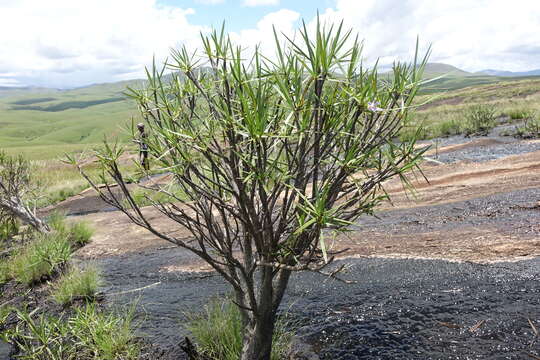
top-left (98, 250), bottom-right (540, 359)
top-left (0, 341), bottom-right (11, 360)
top-left (418, 124), bottom-right (540, 164)
top-left (288, 338), bottom-right (320, 360)
top-left (354, 187), bottom-right (540, 236)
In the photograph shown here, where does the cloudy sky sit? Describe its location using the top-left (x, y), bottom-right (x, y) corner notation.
top-left (0, 0), bottom-right (538, 88)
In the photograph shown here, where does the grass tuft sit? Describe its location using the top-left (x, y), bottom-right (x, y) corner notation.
top-left (47, 211), bottom-right (68, 234)
top-left (187, 298), bottom-right (292, 360)
top-left (3, 304), bottom-right (139, 360)
top-left (67, 222), bottom-right (94, 247)
top-left (435, 118), bottom-right (462, 137)
top-left (52, 265), bottom-right (102, 305)
top-left (0, 261), bottom-right (8, 285)
top-left (8, 232), bottom-right (71, 285)
top-left (506, 107), bottom-right (533, 120)
top-left (463, 105), bottom-right (497, 136)
top-left (46, 212), bottom-right (94, 247)
top-left (0, 215), bottom-right (19, 242)
top-left (514, 116), bottom-right (540, 139)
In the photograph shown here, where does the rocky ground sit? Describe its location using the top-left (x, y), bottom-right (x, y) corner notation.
top-left (3, 128), bottom-right (540, 359)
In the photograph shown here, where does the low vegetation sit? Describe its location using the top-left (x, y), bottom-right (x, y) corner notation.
top-left (0, 261), bottom-right (8, 285)
top-left (405, 78), bottom-right (540, 140)
top-left (7, 232), bottom-right (71, 285)
top-left (12, 97), bottom-right (126, 112)
top-left (462, 105), bottom-right (497, 136)
top-left (187, 299), bottom-right (293, 360)
top-left (0, 212), bottom-right (93, 286)
top-left (51, 265), bottom-right (102, 305)
top-left (1, 304), bottom-right (139, 360)
top-left (0, 213), bottom-right (19, 242)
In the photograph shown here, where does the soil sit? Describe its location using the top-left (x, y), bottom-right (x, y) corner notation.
top-left (2, 125), bottom-right (540, 359)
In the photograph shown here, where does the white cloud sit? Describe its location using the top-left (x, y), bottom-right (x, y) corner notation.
top-left (243, 0), bottom-right (279, 7)
top-left (1, 0), bottom-right (539, 88)
top-left (195, 0), bottom-right (225, 4)
top-left (0, 0), bottom-right (206, 88)
top-left (316, 0), bottom-right (540, 72)
top-left (229, 9), bottom-right (299, 57)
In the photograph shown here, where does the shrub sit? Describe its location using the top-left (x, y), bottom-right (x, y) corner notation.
top-left (71, 19), bottom-right (428, 359)
top-left (463, 105), bottom-right (496, 136)
top-left (187, 299), bottom-right (292, 360)
top-left (9, 232), bottom-right (71, 285)
top-left (52, 265), bottom-right (102, 305)
top-left (3, 304), bottom-right (139, 360)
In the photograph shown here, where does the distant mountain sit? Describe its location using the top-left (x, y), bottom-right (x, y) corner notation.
top-left (478, 69), bottom-right (540, 77)
top-left (422, 63), bottom-right (472, 78)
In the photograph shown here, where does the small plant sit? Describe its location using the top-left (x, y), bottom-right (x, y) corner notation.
top-left (47, 211), bottom-right (68, 233)
top-left (67, 222), bottom-right (94, 247)
top-left (9, 232), bottom-right (71, 285)
top-left (514, 116), bottom-right (540, 139)
top-left (123, 186), bottom-right (187, 208)
top-left (0, 260), bottom-right (8, 284)
top-left (399, 125), bottom-right (428, 142)
top-left (0, 305), bottom-right (10, 326)
top-left (0, 212), bottom-right (19, 242)
top-left (463, 105), bottom-right (497, 136)
top-left (435, 118), bottom-right (462, 137)
top-left (46, 212), bottom-right (93, 247)
top-left (3, 304), bottom-right (139, 360)
top-left (187, 299), bottom-right (292, 360)
top-left (506, 107), bottom-right (533, 120)
top-left (52, 265), bottom-right (102, 305)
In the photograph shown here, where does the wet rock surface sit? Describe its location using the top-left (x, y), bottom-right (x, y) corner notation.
top-left (97, 252), bottom-right (540, 359)
top-left (354, 187), bottom-right (540, 236)
top-left (418, 124), bottom-right (540, 164)
top-left (0, 341), bottom-right (10, 360)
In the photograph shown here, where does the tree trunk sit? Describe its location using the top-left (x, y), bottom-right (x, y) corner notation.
top-left (240, 313), bottom-right (275, 360)
top-left (240, 265), bottom-right (277, 360)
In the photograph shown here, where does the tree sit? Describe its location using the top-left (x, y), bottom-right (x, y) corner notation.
top-left (0, 151), bottom-right (49, 233)
top-left (71, 20), bottom-right (429, 360)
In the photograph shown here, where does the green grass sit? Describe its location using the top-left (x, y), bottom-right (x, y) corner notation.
top-left (8, 232), bottom-right (71, 285)
top-left (51, 265), bottom-right (102, 305)
top-left (506, 107), bottom-right (534, 120)
top-left (506, 116), bottom-right (540, 139)
top-left (462, 105), bottom-right (497, 136)
top-left (0, 215), bottom-right (19, 242)
top-left (187, 299), bottom-right (293, 360)
top-left (0, 305), bottom-right (10, 326)
top-left (46, 212), bottom-right (94, 247)
top-left (124, 185), bottom-right (188, 208)
top-left (0, 81), bottom-right (142, 160)
top-left (2, 304), bottom-right (139, 360)
top-left (0, 261), bottom-right (8, 285)
top-left (404, 78), bottom-right (540, 140)
top-left (67, 222), bottom-right (94, 247)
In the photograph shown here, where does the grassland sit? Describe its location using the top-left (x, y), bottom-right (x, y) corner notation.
top-left (0, 66), bottom-right (539, 208)
top-left (0, 80), bottom-right (143, 160)
top-left (409, 77), bottom-right (540, 139)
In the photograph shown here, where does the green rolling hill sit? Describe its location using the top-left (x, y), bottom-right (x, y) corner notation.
top-left (0, 80), bottom-right (145, 159)
top-left (0, 63), bottom-right (539, 159)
